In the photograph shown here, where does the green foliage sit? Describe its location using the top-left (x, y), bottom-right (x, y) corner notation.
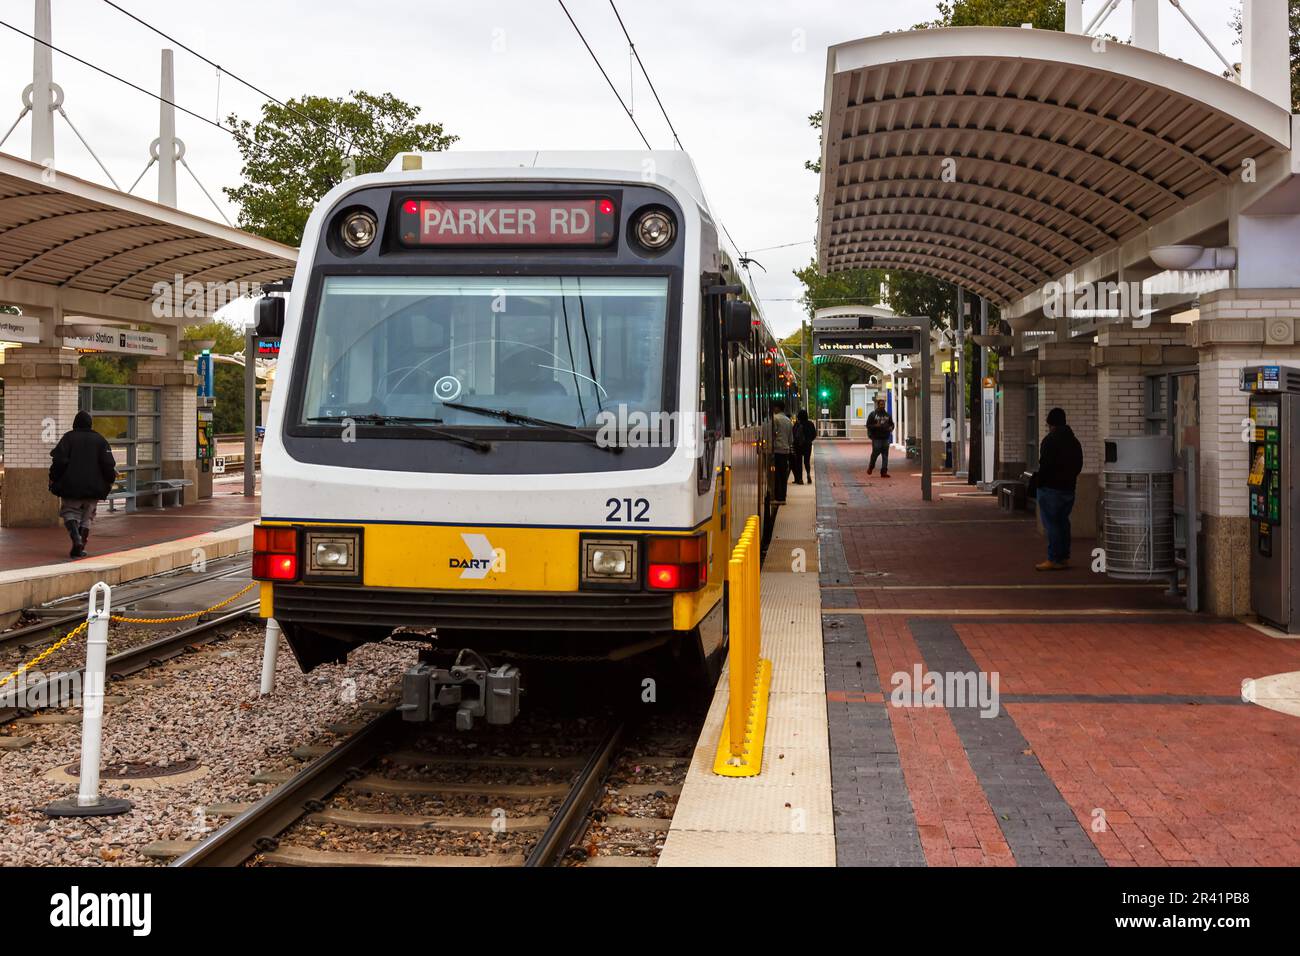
top-left (793, 259), bottom-right (886, 318)
top-left (224, 91), bottom-right (457, 246)
top-left (0, 305), bottom-right (18, 315)
top-left (921, 0), bottom-right (1063, 29)
top-left (180, 320), bottom-right (258, 434)
top-left (78, 354), bottom-right (136, 385)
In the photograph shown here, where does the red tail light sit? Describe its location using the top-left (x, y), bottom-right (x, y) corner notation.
top-left (646, 535), bottom-right (707, 591)
top-left (253, 524), bottom-right (299, 582)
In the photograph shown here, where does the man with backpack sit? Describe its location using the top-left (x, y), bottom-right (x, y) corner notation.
top-left (48, 411), bottom-right (118, 559)
top-left (865, 396), bottom-right (894, 478)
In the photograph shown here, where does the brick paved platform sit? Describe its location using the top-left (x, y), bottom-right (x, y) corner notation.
top-left (819, 441), bottom-right (1300, 867)
top-left (0, 483), bottom-right (257, 616)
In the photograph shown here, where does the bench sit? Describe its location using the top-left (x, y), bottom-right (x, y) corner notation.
top-left (106, 491), bottom-right (138, 514)
top-left (137, 479), bottom-right (194, 510)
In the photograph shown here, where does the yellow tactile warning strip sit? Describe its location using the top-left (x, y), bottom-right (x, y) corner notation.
top-left (658, 481), bottom-right (835, 867)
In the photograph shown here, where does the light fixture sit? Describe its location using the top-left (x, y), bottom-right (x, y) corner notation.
top-left (340, 210), bottom-right (379, 250)
top-left (634, 208), bottom-right (675, 251)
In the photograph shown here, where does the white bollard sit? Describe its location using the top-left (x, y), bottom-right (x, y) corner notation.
top-left (260, 617), bottom-right (282, 696)
top-left (45, 581), bottom-right (132, 817)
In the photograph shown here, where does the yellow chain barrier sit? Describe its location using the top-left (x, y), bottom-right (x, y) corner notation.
top-left (0, 582), bottom-right (256, 691)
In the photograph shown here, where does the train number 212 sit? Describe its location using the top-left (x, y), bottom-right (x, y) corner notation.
top-left (605, 497), bottom-right (650, 523)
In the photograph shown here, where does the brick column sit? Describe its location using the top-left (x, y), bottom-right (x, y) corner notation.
top-left (1091, 321), bottom-right (1194, 439)
top-left (1190, 289), bottom-right (1300, 617)
top-left (131, 358), bottom-right (199, 505)
top-left (1032, 342), bottom-right (1100, 538)
top-left (997, 356), bottom-right (1030, 479)
top-left (0, 346), bottom-right (83, 527)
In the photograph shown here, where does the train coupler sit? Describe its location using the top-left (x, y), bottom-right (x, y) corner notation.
top-left (398, 656), bottom-right (522, 730)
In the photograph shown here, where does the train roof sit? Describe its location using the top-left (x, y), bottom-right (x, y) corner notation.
top-left (386, 150), bottom-right (709, 211)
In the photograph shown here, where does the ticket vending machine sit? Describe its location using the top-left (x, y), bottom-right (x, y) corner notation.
top-left (195, 352), bottom-right (215, 499)
top-left (1242, 365), bottom-right (1300, 631)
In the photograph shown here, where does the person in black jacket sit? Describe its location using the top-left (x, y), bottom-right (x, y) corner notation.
top-left (865, 397), bottom-right (894, 477)
top-left (1032, 407), bottom-right (1084, 571)
top-left (791, 408), bottom-right (817, 484)
top-left (49, 411), bottom-right (118, 558)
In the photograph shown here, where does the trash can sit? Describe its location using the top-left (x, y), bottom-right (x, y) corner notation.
top-left (1102, 436), bottom-right (1175, 580)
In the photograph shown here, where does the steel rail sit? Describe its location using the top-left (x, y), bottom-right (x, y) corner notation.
top-left (524, 722), bottom-right (625, 867)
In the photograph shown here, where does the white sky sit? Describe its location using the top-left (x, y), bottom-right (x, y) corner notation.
top-left (0, 0), bottom-right (1248, 338)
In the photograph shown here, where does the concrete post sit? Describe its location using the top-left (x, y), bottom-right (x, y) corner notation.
top-left (29, 0), bottom-right (54, 166)
top-left (1131, 0), bottom-right (1159, 52)
top-left (1242, 0), bottom-right (1292, 112)
top-left (157, 49), bottom-right (177, 207)
top-left (1064, 0), bottom-right (1083, 35)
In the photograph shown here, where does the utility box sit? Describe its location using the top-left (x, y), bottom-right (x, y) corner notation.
top-left (1102, 435), bottom-right (1175, 580)
top-left (1242, 365), bottom-right (1300, 632)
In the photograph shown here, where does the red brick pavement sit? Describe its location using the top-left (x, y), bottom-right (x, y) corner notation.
top-left (822, 441), bottom-right (1300, 867)
top-left (0, 484), bottom-right (257, 572)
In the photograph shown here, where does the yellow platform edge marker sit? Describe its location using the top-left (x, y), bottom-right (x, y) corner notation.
top-left (713, 515), bottom-right (773, 777)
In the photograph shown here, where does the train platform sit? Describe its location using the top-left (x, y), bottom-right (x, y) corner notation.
top-left (0, 483), bottom-right (256, 619)
top-left (666, 441), bottom-right (1300, 867)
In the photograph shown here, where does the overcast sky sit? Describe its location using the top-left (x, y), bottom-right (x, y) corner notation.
top-left (0, 0), bottom-right (1247, 337)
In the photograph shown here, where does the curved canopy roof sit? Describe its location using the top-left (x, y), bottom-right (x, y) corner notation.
top-left (0, 151), bottom-right (295, 318)
top-left (817, 27), bottom-right (1292, 305)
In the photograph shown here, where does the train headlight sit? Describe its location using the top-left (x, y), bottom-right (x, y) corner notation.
top-left (580, 537), bottom-right (639, 589)
top-left (340, 210), bottom-right (378, 250)
top-left (304, 529), bottom-right (362, 579)
top-left (633, 207), bottom-right (675, 252)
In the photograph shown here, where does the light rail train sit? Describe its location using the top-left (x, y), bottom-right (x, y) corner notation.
top-left (252, 151), bottom-right (796, 727)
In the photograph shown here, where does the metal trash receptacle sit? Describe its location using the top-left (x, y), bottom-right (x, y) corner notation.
top-left (1102, 436), bottom-right (1175, 580)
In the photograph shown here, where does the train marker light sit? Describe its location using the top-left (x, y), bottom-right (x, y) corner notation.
top-left (253, 525), bottom-right (300, 582)
top-left (647, 534), bottom-right (707, 591)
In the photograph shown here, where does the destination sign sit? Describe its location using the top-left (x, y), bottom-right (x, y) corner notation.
top-left (398, 197), bottom-right (617, 247)
top-left (814, 330), bottom-right (920, 356)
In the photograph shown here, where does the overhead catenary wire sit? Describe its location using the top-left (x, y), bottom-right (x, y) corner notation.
top-left (99, 0), bottom-right (357, 154)
top-left (0, 18), bottom-right (280, 164)
top-left (608, 0), bottom-right (682, 150)
top-left (555, 0), bottom-right (652, 150)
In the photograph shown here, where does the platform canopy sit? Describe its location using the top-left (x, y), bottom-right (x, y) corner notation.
top-left (817, 27), bottom-right (1293, 306)
top-left (0, 151), bottom-right (295, 325)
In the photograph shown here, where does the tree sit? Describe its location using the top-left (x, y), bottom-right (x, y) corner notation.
top-left (180, 320), bottom-right (254, 434)
top-left (224, 91), bottom-right (457, 246)
top-left (918, 0), bottom-right (1063, 29)
top-left (1231, 2), bottom-right (1300, 112)
top-left (794, 259), bottom-right (886, 318)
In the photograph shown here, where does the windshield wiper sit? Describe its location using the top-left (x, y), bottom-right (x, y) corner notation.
top-left (308, 414), bottom-right (491, 453)
top-left (439, 401), bottom-right (622, 453)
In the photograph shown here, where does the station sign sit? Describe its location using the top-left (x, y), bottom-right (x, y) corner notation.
top-left (813, 329), bottom-right (920, 356)
top-left (398, 196), bottom-right (617, 248)
top-left (62, 326), bottom-right (169, 356)
top-left (0, 313), bottom-right (41, 344)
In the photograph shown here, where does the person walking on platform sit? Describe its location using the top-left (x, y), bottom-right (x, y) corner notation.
top-left (865, 396), bottom-right (894, 478)
top-left (1031, 406), bottom-right (1084, 571)
top-left (48, 411), bottom-right (117, 559)
top-left (792, 408), bottom-right (817, 484)
top-left (772, 400), bottom-right (793, 504)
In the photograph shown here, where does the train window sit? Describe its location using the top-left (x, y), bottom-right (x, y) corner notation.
top-left (300, 275), bottom-right (670, 431)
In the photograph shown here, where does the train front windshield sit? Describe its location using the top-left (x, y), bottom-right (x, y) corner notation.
top-left (299, 275), bottom-right (670, 430)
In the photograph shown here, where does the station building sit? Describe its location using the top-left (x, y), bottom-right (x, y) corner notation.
top-left (818, 0), bottom-right (1299, 618)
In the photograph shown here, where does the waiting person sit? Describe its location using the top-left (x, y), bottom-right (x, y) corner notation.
top-left (772, 400), bottom-right (793, 504)
top-left (48, 411), bottom-right (117, 559)
top-left (865, 396), bottom-right (894, 477)
top-left (1031, 406), bottom-right (1084, 571)
top-left (791, 408), bottom-right (818, 484)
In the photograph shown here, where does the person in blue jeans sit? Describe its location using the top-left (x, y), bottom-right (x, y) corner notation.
top-left (1032, 407), bottom-right (1083, 571)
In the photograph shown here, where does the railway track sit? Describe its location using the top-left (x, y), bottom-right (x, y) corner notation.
top-left (0, 556), bottom-right (253, 654)
top-left (173, 713), bottom-right (626, 868)
top-left (0, 602), bottom-right (259, 728)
